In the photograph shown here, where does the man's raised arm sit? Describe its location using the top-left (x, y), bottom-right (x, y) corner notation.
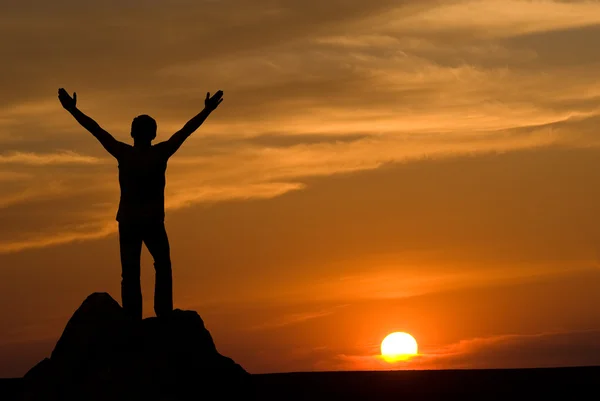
top-left (164, 90), bottom-right (224, 157)
top-left (58, 88), bottom-right (124, 159)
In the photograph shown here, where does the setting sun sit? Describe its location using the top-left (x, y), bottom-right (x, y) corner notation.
top-left (381, 332), bottom-right (418, 362)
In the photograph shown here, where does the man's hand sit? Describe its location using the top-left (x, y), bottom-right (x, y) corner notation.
top-left (205, 90), bottom-right (224, 111)
top-left (164, 89), bottom-right (225, 157)
top-left (57, 88), bottom-right (123, 158)
top-left (58, 88), bottom-right (77, 111)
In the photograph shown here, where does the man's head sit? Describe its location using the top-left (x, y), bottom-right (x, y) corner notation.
top-left (131, 115), bottom-right (157, 142)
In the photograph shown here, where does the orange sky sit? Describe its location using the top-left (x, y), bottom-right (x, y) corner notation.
top-left (2, 0), bottom-right (600, 377)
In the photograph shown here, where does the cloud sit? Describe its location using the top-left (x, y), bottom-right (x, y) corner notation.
top-left (0, 171), bottom-right (31, 182)
top-left (296, 263), bottom-right (596, 304)
top-left (320, 330), bottom-right (600, 371)
top-left (384, 0), bottom-right (600, 38)
top-left (0, 221), bottom-right (116, 254)
top-left (164, 182), bottom-right (306, 211)
top-left (420, 330), bottom-right (600, 369)
top-left (0, 151), bottom-right (103, 165)
top-left (0, 119), bottom-right (588, 254)
top-left (247, 304), bottom-right (349, 331)
top-left (3, 0), bottom-right (600, 256)
top-left (0, 179), bottom-right (305, 254)
top-left (0, 115), bottom-right (569, 254)
top-left (239, 133), bottom-right (372, 148)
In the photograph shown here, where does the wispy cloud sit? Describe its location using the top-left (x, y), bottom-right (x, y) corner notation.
top-left (320, 329), bottom-right (600, 371)
top-left (384, 0), bottom-right (600, 38)
top-left (0, 171), bottom-right (31, 182)
top-left (248, 305), bottom-right (349, 331)
top-left (2, 0), bottom-right (600, 256)
top-left (164, 182), bottom-right (306, 211)
top-left (0, 120), bottom-right (568, 254)
top-left (0, 151), bottom-right (103, 165)
top-left (0, 221), bottom-right (116, 254)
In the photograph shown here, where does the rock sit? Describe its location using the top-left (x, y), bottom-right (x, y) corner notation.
top-left (21, 293), bottom-right (253, 401)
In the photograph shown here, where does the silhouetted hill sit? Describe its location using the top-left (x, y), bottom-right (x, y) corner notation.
top-left (17, 292), bottom-right (252, 401)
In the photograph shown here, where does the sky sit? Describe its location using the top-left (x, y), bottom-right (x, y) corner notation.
top-left (2, 0), bottom-right (600, 376)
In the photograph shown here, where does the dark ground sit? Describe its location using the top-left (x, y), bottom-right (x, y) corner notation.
top-left (253, 367), bottom-right (600, 400)
top-left (2, 366), bottom-right (599, 400)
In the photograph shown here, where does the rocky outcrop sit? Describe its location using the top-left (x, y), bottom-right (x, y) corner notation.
top-left (21, 292), bottom-right (253, 401)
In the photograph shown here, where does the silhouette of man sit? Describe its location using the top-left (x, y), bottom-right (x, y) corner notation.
top-left (58, 88), bottom-right (224, 320)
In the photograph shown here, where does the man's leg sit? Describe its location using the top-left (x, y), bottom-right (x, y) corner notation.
top-left (143, 221), bottom-right (173, 317)
top-left (118, 222), bottom-right (143, 320)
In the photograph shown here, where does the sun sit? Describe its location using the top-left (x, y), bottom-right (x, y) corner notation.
top-left (381, 332), bottom-right (418, 362)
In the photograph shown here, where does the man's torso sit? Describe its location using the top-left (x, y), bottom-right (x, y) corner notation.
top-left (116, 143), bottom-right (170, 223)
